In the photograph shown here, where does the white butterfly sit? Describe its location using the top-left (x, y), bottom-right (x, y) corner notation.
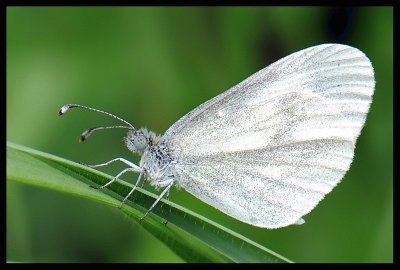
top-left (60, 43), bottom-right (375, 228)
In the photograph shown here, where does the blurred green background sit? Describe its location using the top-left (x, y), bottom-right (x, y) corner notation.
top-left (7, 7), bottom-right (393, 262)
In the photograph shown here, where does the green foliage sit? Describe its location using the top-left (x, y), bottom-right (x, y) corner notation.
top-left (7, 142), bottom-right (291, 263)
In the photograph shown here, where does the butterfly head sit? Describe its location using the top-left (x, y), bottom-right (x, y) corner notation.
top-left (125, 128), bottom-right (159, 154)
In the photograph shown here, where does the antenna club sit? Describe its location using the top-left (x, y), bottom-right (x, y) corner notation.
top-left (59, 104), bottom-right (79, 115)
top-left (79, 128), bottom-right (94, 143)
top-left (59, 104), bottom-right (72, 115)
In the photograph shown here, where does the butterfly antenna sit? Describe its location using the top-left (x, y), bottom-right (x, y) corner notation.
top-left (79, 125), bottom-right (132, 142)
top-left (59, 103), bottom-right (135, 129)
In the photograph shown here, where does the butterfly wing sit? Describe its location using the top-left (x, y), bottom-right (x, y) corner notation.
top-left (162, 44), bottom-right (375, 228)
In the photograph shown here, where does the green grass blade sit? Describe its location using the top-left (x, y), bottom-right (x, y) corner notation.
top-left (7, 141), bottom-right (292, 263)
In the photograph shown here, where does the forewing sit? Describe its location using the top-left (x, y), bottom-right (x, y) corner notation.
top-left (162, 44), bottom-right (374, 228)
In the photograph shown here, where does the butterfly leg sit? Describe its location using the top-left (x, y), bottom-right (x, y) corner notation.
top-left (119, 171), bottom-right (144, 208)
top-left (162, 189), bottom-right (172, 226)
top-left (140, 177), bottom-right (174, 222)
top-left (81, 157), bottom-right (141, 171)
top-left (90, 167), bottom-right (139, 190)
top-left (83, 158), bottom-right (144, 201)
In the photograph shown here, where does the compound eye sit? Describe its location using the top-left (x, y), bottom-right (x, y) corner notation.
top-left (133, 133), bottom-right (147, 151)
top-left (125, 130), bottom-right (148, 153)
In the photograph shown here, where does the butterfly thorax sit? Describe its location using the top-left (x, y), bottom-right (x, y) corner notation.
top-left (140, 140), bottom-right (175, 186)
top-left (125, 128), bottom-right (174, 185)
